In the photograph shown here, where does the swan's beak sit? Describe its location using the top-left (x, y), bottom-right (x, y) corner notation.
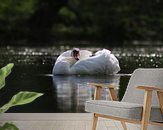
top-left (74, 56), bottom-right (79, 61)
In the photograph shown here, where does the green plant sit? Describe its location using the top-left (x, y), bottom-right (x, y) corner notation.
top-left (0, 63), bottom-right (43, 130)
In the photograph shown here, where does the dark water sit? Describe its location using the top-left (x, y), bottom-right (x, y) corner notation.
top-left (0, 46), bottom-right (163, 113)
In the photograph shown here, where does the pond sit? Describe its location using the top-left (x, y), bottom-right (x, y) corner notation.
top-left (0, 46), bottom-right (163, 113)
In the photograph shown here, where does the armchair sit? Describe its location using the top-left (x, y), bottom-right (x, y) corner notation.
top-left (85, 69), bottom-right (163, 130)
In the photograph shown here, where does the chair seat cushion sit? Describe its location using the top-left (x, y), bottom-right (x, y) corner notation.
top-left (85, 100), bottom-right (163, 122)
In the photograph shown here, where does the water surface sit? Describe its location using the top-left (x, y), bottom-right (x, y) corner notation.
top-left (0, 46), bottom-right (163, 113)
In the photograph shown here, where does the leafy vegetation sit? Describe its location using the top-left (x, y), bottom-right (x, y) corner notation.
top-left (0, 63), bottom-right (43, 130)
top-left (0, 63), bottom-right (14, 89)
top-left (0, 123), bottom-right (19, 130)
top-left (0, 0), bottom-right (163, 45)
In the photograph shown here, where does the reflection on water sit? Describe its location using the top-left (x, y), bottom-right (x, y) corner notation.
top-left (52, 75), bottom-right (120, 112)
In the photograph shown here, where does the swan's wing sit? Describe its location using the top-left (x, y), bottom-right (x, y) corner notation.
top-left (71, 51), bottom-right (120, 75)
top-left (79, 50), bottom-right (92, 60)
top-left (53, 57), bottom-right (76, 75)
top-left (58, 50), bottom-right (72, 59)
top-left (70, 55), bottom-right (107, 74)
top-left (55, 50), bottom-right (72, 64)
top-left (95, 49), bottom-right (111, 56)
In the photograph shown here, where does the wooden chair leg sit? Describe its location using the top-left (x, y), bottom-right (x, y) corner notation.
top-left (108, 88), bottom-right (118, 101)
top-left (157, 91), bottom-right (163, 114)
top-left (141, 90), bottom-right (152, 130)
top-left (92, 113), bottom-right (98, 130)
top-left (121, 121), bottom-right (127, 130)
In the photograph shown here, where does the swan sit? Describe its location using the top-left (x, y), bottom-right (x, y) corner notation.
top-left (52, 48), bottom-right (120, 75)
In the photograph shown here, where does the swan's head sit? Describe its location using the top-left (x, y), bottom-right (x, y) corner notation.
top-left (71, 48), bottom-right (80, 60)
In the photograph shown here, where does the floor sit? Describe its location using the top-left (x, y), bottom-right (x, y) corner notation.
top-left (0, 113), bottom-right (124, 130)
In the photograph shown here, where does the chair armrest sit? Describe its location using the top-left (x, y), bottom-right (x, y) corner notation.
top-left (137, 86), bottom-right (163, 123)
top-left (137, 86), bottom-right (163, 92)
top-left (87, 83), bottom-right (118, 101)
top-left (88, 83), bottom-right (115, 89)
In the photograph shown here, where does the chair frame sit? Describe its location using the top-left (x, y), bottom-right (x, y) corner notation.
top-left (88, 83), bottom-right (163, 130)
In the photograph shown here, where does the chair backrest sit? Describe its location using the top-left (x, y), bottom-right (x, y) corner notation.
top-left (122, 68), bottom-right (163, 107)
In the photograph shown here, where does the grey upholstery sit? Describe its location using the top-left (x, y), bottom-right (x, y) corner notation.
top-left (122, 69), bottom-right (163, 106)
top-left (85, 69), bottom-right (163, 123)
top-left (85, 100), bottom-right (163, 122)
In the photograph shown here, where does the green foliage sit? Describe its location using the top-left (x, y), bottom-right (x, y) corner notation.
top-left (0, 91), bottom-right (43, 113)
top-left (0, 63), bottom-right (43, 130)
top-left (0, 63), bottom-right (14, 90)
top-left (0, 0), bottom-right (37, 19)
top-left (59, 7), bottom-right (76, 21)
top-left (0, 123), bottom-right (19, 130)
top-left (1, 0), bottom-right (163, 44)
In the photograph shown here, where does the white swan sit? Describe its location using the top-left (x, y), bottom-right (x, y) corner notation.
top-left (52, 49), bottom-right (120, 75)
